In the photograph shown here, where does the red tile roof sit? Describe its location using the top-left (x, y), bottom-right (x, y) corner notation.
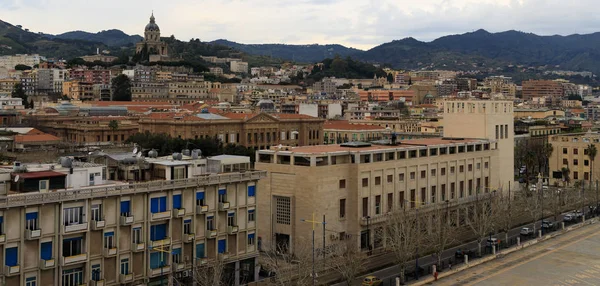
top-left (13, 171), bottom-right (66, 179)
top-left (89, 101), bottom-right (175, 107)
top-left (324, 121), bottom-right (387, 131)
top-left (15, 134), bottom-right (61, 143)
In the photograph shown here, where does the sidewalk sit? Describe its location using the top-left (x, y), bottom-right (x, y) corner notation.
top-left (411, 218), bottom-right (600, 286)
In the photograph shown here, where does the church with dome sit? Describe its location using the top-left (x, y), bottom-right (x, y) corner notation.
top-left (136, 12), bottom-right (169, 61)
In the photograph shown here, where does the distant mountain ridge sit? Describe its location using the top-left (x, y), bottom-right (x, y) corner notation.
top-left (51, 30), bottom-right (143, 47)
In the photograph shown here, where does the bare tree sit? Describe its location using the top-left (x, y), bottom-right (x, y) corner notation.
top-left (425, 203), bottom-right (458, 268)
top-left (329, 238), bottom-right (367, 285)
top-left (520, 189), bottom-right (543, 233)
top-left (259, 242), bottom-right (315, 286)
top-left (383, 208), bottom-right (421, 284)
top-left (466, 192), bottom-right (499, 257)
top-left (494, 191), bottom-right (520, 245)
top-left (191, 257), bottom-right (226, 286)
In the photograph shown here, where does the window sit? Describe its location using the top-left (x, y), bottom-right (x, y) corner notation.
top-left (172, 248), bottom-right (182, 264)
top-left (41, 241), bottom-right (52, 261)
top-left (441, 184), bottom-right (446, 201)
top-left (387, 193), bottom-right (393, 213)
top-left (420, 170), bottom-right (426, 179)
top-left (150, 252), bottom-right (167, 269)
top-left (459, 165), bottom-right (464, 173)
top-left (399, 191), bottom-right (405, 208)
top-left (420, 188), bottom-right (426, 204)
top-left (476, 163), bottom-right (481, 170)
top-left (62, 267), bottom-right (83, 286)
top-left (574, 159), bottom-right (579, 166)
top-left (585, 160), bottom-right (590, 166)
top-left (339, 199), bottom-right (346, 218)
top-left (248, 233), bottom-right (256, 246)
top-left (563, 158), bottom-right (568, 165)
top-left (410, 172), bottom-right (416, 180)
top-left (207, 216), bottom-right (215, 230)
top-left (441, 168), bottom-right (446, 176)
top-left (218, 239), bottom-right (227, 254)
top-left (375, 176), bottom-right (381, 185)
top-left (196, 243), bottom-right (205, 258)
top-left (183, 219), bottom-right (192, 235)
top-left (63, 237), bottom-right (82, 257)
top-left (247, 185), bottom-right (256, 197)
top-left (338, 179), bottom-right (347, 189)
top-left (362, 178), bottom-right (369, 187)
top-left (91, 264), bottom-right (101, 281)
top-left (196, 191), bottom-right (206, 206)
top-left (362, 197), bottom-right (368, 217)
top-left (275, 196), bottom-right (291, 225)
top-left (574, 148), bottom-right (579, 155)
top-left (585, 172), bottom-right (589, 180)
top-left (132, 227), bottom-right (142, 244)
top-left (173, 194), bottom-right (182, 209)
top-left (484, 162), bottom-right (489, 169)
top-left (104, 232), bottom-right (115, 249)
top-left (218, 189), bottom-right (227, 203)
top-left (26, 276), bottom-right (37, 286)
top-left (375, 195), bottom-right (381, 215)
top-left (450, 166), bottom-right (455, 174)
top-left (120, 201), bottom-right (131, 216)
top-left (431, 169), bottom-right (436, 177)
top-left (468, 164), bottom-right (472, 172)
top-left (248, 209), bottom-right (255, 222)
top-left (26, 212), bottom-right (38, 230)
top-left (459, 181), bottom-right (464, 198)
top-left (431, 186), bottom-right (437, 203)
top-left (120, 258), bottom-right (130, 275)
top-left (39, 180), bottom-right (49, 191)
top-left (227, 212), bottom-right (236, 227)
top-left (63, 207), bottom-right (83, 226)
top-left (387, 175), bottom-right (393, 183)
top-left (150, 224), bottom-right (167, 241)
top-left (563, 148), bottom-right (568, 154)
top-left (574, 171), bottom-right (579, 180)
top-left (91, 204), bottom-right (102, 221)
top-left (5, 246), bottom-right (17, 266)
top-left (399, 173), bottom-right (405, 181)
top-left (410, 189), bottom-right (416, 208)
top-left (150, 197), bottom-right (167, 213)
top-left (495, 125), bottom-right (499, 139)
top-left (451, 183), bottom-right (456, 199)
top-left (468, 179), bottom-right (473, 196)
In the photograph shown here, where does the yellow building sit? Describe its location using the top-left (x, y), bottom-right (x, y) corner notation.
top-left (323, 121), bottom-right (388, 144)
top-left (549, 131), bottom-right (600, 185)
top-left (514, 108), bottom-right (565, 119)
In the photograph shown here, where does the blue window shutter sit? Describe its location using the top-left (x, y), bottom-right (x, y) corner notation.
top-left (41, 242), bottom-right (52, 260)
top-left (26, 212), bottom-right (37, 220)
top-left (0, 216), bottom-right (4, 223)
top-left (228, 212), bottom-right (234, 217)
top-left (218, 189), bottom-right (226, 195)
top-left (248, 186), bottom-right (256, 197)
top-left (172, 248), bottom-right (181, 255)
top-left (150, 198), bottom-right (158, 213)
top-left (248, 233), bottom-right (255, 240)
top-left (5, 247), bottom-right (17, 266)
top-left (173, 194), bottom-right (182, 209)
top-left (184, 219), bottom-right (191, 223)
top-left (150, 252), bottom-right (163, 269)
top-left (196, 243), bottom-right (205, 258)
top-left (218, 239), bottom-right (226, 253)
top-left (196, 192), bottom-right (205, 200)
top-left (248, 209), bottom-right (255, 214)
top-left (151, 224), bottom-right (166, 241)
top-left (150, 225), bottom-right (156, 241)
top-left (104, 232), bottom-right (114, 237)
top-left (159, 197), bottom-right (167, 212)
top-left (120, 201), bottom-right (130, 214)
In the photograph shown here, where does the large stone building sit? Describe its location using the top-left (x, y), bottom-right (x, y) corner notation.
top-left (254, 99), bottom-right (513, 254)
top-left (138, 112), bottom-right (324, 150)
top-left (522, 80), bottom-right (564, 102)
top-left (548, 131), bottom-right (600, 185)
top-left (136, 13), bottom-right (169, 61)
top-left (30, 115), bottom-right (139, 145)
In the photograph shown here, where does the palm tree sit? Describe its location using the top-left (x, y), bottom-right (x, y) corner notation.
top-left (561, 167), bottom-right (571, 187)
top-left (586, 144), bottom-right (598, 189)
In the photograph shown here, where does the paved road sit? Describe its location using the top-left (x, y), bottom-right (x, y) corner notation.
top-left (333, 211), bottom-right (587, 286)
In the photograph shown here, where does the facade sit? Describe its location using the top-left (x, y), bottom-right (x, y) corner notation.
top-left (30, 116), bottom-right (139, 145)
top-left (230, 61), bottom-right (249, 74)
top-left (209, 67), bottom-right (224, 76)
top-left (63, 81), bottom-right (94, 101)
top-left (36, 69), bottom-right (65, 94)
top-left (358, 89), bottom-right (414, 103)
top-left (0, 54), bottom-right (41, 70)
top-left (0, 78), bottom-right (19, 96)
top-left (68, 69), bottom-right (111, 85)
top-left (131, 82), bottom-right (169, 102)
top-left (80, 55), bottom-right (118, 63)
top-left (522, 80), bottom-right (564, 102)
top-left (138, 112), bottom-right (324, 150)
top-left (312, 78), bottom-right (337, 95)
top-left (529, 125), bottom-right (561, 137)
top-left (549, 131), bottom-right (600, 185)
top-left (0, 160), bottom-right (265, 285)
top-left (349, 119), bottom-right (424, 133)
top-left (323, 121), bottom-right (388, 144)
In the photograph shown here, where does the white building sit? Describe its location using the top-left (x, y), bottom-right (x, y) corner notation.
top-left (230, 61), bottom-right (249, 74)
top-left (0, 54), bottom-right (42, 70)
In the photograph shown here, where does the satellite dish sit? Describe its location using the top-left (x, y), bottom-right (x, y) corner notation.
top-left (133, 147), bottom-right (138, 155)
top-left (136, 152), bottom-right (142, 158)
top-left (14, 175), bottom-right (19, 182)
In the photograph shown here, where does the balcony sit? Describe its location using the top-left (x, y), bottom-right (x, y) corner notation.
top-left (207, 229), bottom-right (217, 238)
top-left (61, 253), bottom-right (87, 266)
top-left (151, 211), bottom-right (171, 221)
top-left (173, 208), bottom-right (185, 217)
top-left (184, 233), bottom-right (195, 243)
top-left (150, 266), bottom-right (171, 277)
top-left (248, 196), bottom-right (256, 205)
top-left (120, 215), bottom-right (134, 225)
top-left (119, 273), bottom-right (133, 283)
top-left (227, 225), bottom-right (239, 234)
top-left (151, 238), bottom-right (171, 249)
top-left (172, 263), bottom-right (185, 272)
top-left (4, 265), bottom-right (19, 276)
top-left (359, 213), bottom-right (389, 226)
top-left (103, 247), bottom-right (117, 257)
top-left (219, 202), bottom-right (230, 211)
top-left (131, 242), bottom-right (145, 252)
top-left (196, 205), bottom-right (209, 214)
top-left (0, 234), bottom-right (5, 243)
top-left (248, 244), bottom-right (256, 253)
top-left (248, 221), bottom-right (256, 229)
top-left (90, 280), bottom-right (105, 286)
top-left (218, 253), bottom-right (229, 260)
top-left (40, 258), bottom-right (55, 269)
top-left (196, 258), bottom-right (208, 265)
top-left (64, 222), bottom-right (88, 233)
top-left (91, 220), bottom-right (106, 230)
top-left (25, 229), bottom-right (41, 240)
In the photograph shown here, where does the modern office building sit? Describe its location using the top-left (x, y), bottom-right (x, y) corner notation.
top-left (0, 156), bottom-right (265, 285)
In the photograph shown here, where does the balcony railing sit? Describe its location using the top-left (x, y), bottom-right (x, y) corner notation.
top-left (61, 253), bottom-right (87, 266)
top-left (25, 229), bottom-right (41, 240)
top-left (196, 205), bottom-right (209, 214)
top-left (150, 266), bottom-right (171, 277)
top-left (184, 233), bottom-right (195, 243)
top-left (132, 242), bottom-right (145, 252)
top-left (207, 229), bottom-right (217, 238)
top-left (151, 238), bottom-right (171, 249)
top-left (227, 225), bottom-right (239, 234)
top-left (120, 215), bottom-right (134, 225)
top-left (90, 280), bottom-right (105, 286)
top-left (40, 258), bottom-right (55, 269)
top-left (218, 253), bottom-right (229, 260)
top-left (4, 265), bottom-right (19, 276)
top-left (0, 234), bottom-right (5, 243)
top-left (173, 208), bottom-right (185, 217)
top-left (219, 202), bottom-right (230, 211)
top-left (172, 263), bottom-right (185, 272)
top-left (248, 221), bottom-right (256, 229)
top-left (0, 171), bottom-right (267, 208)
top-left (151, 211), bottom-right (171, 221)
top-left (91, 220), bottom-right (105, 230)
top-left (119, 273), bottom-right (133, 283)
top-left (248, 196), bottom-right (256, 205)
top-left (64, 222), bottom-right (88, 233)
top-left (103, 247), bottom-right (117, 257)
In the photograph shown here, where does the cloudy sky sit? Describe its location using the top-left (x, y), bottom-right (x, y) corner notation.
top-left (1, 0), bottom-right (599, 50)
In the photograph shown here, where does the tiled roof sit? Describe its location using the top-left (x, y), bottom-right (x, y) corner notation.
top-left (324, 121), bottom-right (387, 131)
top-left (15, 134), bottom-right (61, 143)
top-left (13, 171), bottom-right (66, 179)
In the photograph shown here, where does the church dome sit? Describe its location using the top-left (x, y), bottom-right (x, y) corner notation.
top-left (145, 13), bottom-right (160, 31)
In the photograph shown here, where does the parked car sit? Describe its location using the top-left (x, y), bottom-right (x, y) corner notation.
top-left (362, 276), bottom-right (382, 286)
top-left (455, 249), bottom-right (475, 259)
top-left (542, 220), bottom-right (554, 229)
top-left (487, 237), bottom-right (500, 246)
top-left (574, 210), bottom-right (584, 218)
top-left (520, 227), bottom-right (534, 236)
top-left (563, 213), bottom-right (575, 222)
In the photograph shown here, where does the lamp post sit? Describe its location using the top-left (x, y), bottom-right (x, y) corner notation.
top-left (366, 215), bottom-right (371, 255)
top-left (301, 213), bottom-right (326, 286)
top-left (415, 205), bottom-right (420, 280)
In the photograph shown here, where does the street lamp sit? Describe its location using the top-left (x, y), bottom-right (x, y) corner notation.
top-left (366, 216), bottom-right (372, 255)
top-left (300, 213), bottom-right (326, 286)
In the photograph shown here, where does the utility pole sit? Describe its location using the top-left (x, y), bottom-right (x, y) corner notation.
top-left (301, 212), bottom-right (326, 286)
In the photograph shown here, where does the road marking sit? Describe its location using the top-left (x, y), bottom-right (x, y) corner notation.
top-left (464, 224), bottom-right (600, 285)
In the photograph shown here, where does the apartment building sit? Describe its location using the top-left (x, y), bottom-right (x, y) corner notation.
top-left (522, 80), bottom-right (564, 102)
top-left (0, 158), bottom-right (266, 286)
top-left (0, 54), bottom-right (41, 70)
top-left (68, 69), bottom-right (111, 85)
top-left (323, 121), bottom-right (388, 144)
top-left (549, 131), bottom-right (600, 185)
top-left (230, 61), bottom-right (249, 74)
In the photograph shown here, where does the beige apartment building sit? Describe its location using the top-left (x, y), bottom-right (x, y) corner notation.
top-left (0, 168), bottom-right (265, 285)
top-left (549, 131), bottom-right (600, 185)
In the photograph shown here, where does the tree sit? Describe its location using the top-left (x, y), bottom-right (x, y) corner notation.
top-left (188, 257), bottom-right (226, 286)
top-left (329, 238), bottom-right (367, 286)
top-left (467, 192), bottom-right (499, 257)
top-left (109, 120), bottom-right (119, 132)
top-left (111, 74), bottom-right (132, 101)
top-left (14, 64), bottom-right (31, 71)
top-left (259, 242), bottom-right (314, 286)
top-left (426, 203), bottom-right (458, 268)
top-left (561, 167), bottom-right (571, 187)
top-left (387, 73), bottom-right (394, 83)
top-left (586, 144), bottom-right (597, 189)
top-left (384, 207), bottom-right (421, 284)
top-left (11, 83), bottom-right (28, 108)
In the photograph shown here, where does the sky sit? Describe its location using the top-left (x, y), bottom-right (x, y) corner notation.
top-left (1, 0), bottom-right (600, 50)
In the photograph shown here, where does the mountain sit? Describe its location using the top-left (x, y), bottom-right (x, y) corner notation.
top-left (211, 39), bottom-right (362, 63)
top-left (357, 29), bottom-right (600, 73)
top-left (52, 30), bottom-right (143, 47)
top-left (0, 20), bottom-right (105, 58)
